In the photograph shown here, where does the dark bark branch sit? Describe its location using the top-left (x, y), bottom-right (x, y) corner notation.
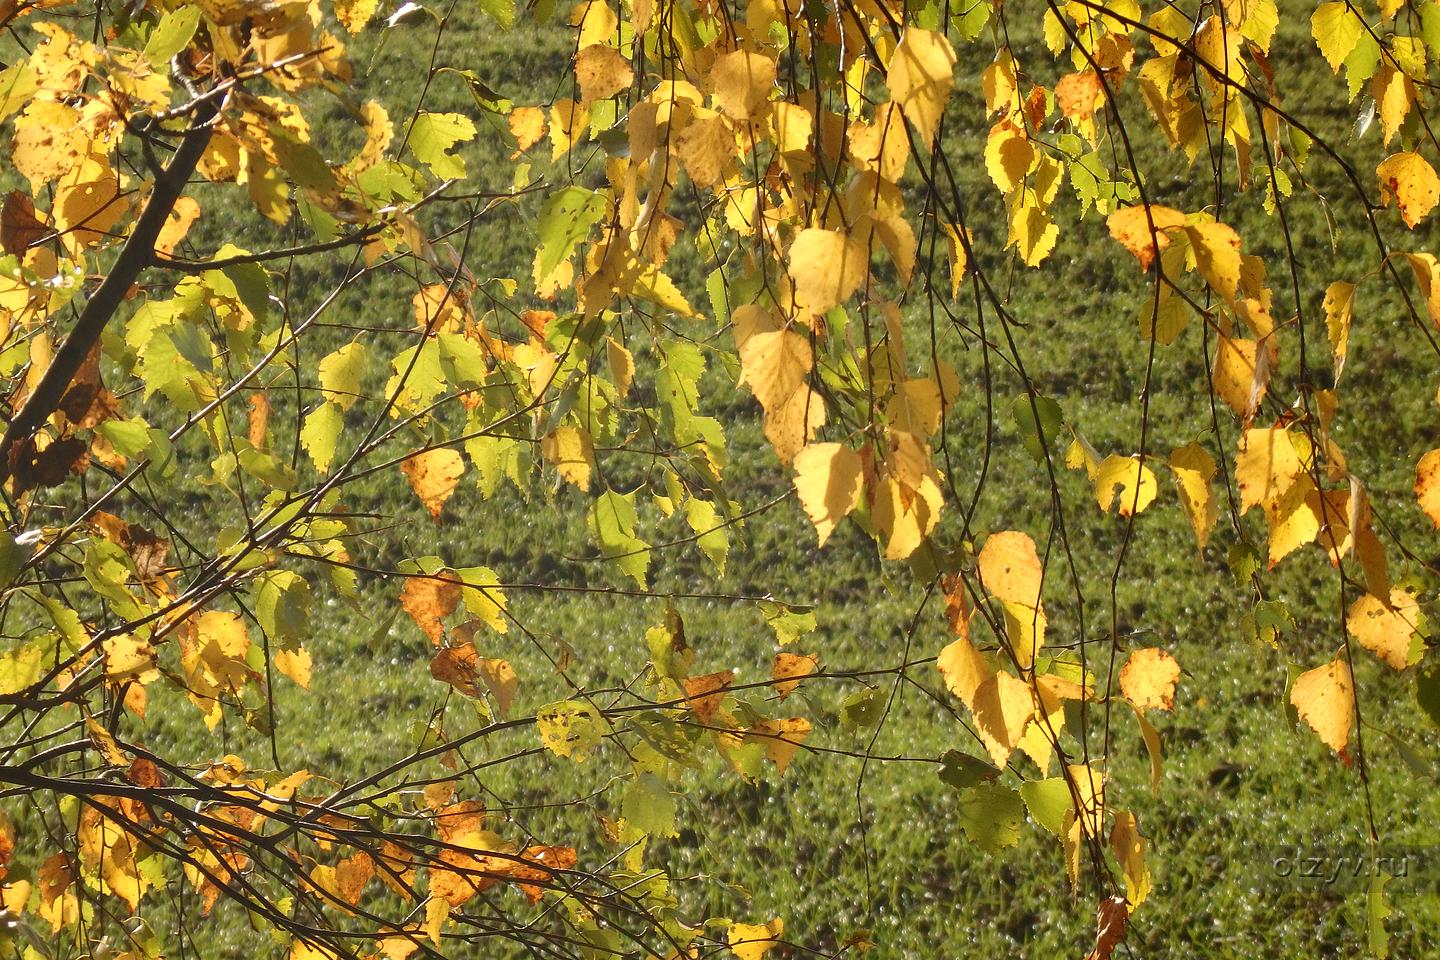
top-left (0, 99), bottom-right (221, 482)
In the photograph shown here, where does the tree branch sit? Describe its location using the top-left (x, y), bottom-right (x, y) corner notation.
top-left (0, 98), bottom-right (221, 482)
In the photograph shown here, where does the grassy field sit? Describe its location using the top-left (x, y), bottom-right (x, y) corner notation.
top-left (11, 1), bottom-right (1440, 957)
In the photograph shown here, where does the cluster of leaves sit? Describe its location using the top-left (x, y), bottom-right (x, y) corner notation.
top-left (1, 0), bottom-right (1440, 958)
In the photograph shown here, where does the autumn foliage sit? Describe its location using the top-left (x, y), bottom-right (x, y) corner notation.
top-left (1, 0), bottom-right (1440, 957)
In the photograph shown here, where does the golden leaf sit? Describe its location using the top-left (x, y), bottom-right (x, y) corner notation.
top-left (1376, 152), bottom-right (1440, 229)
top-left (1169, 443), bottom-right (1218, 550)
top-left (575, 44), bottom-right (632, 104)
top-left (771, 652), bottom-right (818, 699)
top-left (1106, 204), bottom-right (1186, 270)
top-left (1290, 657), bottom-right (1354, 755)
top-left (792, 442), bottom-right (863, 546)
top-left (886, 28), bottom-right (956, 147)
top-left (1119, 647), bottom-right (1181, 713)
top-left (788, 228), bottom-right (868, 315)
top-left (400, 449), bottom-right (465, 520)
top-left (1095, 455), bottom-right (1158, 516)
top-left (709, 49), bottom-right (777, 119)
top-left (541, 425), bottom-right (595, 492)
top-left (1346, 589), bottom-right (1423, 671)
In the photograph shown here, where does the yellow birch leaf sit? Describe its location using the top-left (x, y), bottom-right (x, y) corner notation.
top-left (476, 658), bottom-right (518, 716)
top-left (728, 918), bottom-right (784, 960)
top-left (1263, 473), bottom-right (1320, 567)
top-left (606, 336), bottom-right (634, 397)
top-left (1106, 204), bottom-right (1186, 270)
top-left (1095, 455), bottom-right (1158, 516)
top-left (984, 121), bottom-right (1032, 194)
top-left (508, 106), bottom-right (547, 154)
top-left (675, 109), bottom-right (735, 188)
top-left (978, 530), bottom-right (1043, 608)
top-left (943, 222), bottom-right (969, 297)
top-left (792, 442), bottom-right (863, 546)
top-left (319, 342), bottom-right (366, 410)
top-left (755, 717), bottom-right (810, 773)
top-left (549, 99), bottom-right (590, 159)
top-left (1110, 810), bottom-right (1152, 909)
top-left (937, 636), bottom-right (990, 709)
top-left (972, 669), bottom-right (1034, 766)
top-left (10, 100), bottom-right (84, 189)
top-left (1184, 221), bottom-right (1243, 303)
top-left (1132, 703), bottom-right (1164, 794)
top-left (1235, 427), bottom-right (1303, 513)
top-left (1056, 71), bottom-right (1104, 120)
top-left (1416, 448), bottom-right (1440, 527)
top-left (1346, 588), bottom-right (1423, 671)
top-left (1009, 199), bottom-right (1058, 267)
top-left (764, 385), bottom-right (827, 464)
top-left (788, 228), bottom-right (868, 314)
top-left (1376, 152), bottom-right (1440, 229)
top-left (1169, 443), bottom-right (1218, 550)
top-left (155, 196), bottom-right (200, 256)
top-left (357, 101), bottom-right (393, 168)
top-left (1311, 2), bottom-right (1364, 73)
top-left (1372, 67), bottom-right (1414, 146)
top-left (1402, 253), bottom-right (1440, 327)
top-left (886, 28), bottom-right (956, 147)
top-left (335, 0), bottom-right (378, 33)
top-left (103, 634), bottom-right (159, 685)
top-left (1290, 657), bottom-right (1354, 754)
top-left (541, 425), bottom-right (595, 492)
top-left (709, 49), bottom-right (776, 119)
top-left (274, 646), bottom-right (312, 689)
top-left (401, 571), bottom-right (462, 646)
top-left (1323, 281), bottom-right (1355, 378)
top-left (401, 449), bottom-right (465, 520)
top-left (1212, 335), bottom-right (1265, 419)
top-left (1119, 647), bottom-right (1180, 712)
top-left (771, 652), bottom-right (818, 698)
top-left (575, 44), bottom-right (632, 104)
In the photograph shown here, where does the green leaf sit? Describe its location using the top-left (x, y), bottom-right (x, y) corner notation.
top-left (319, 343), bottom-right (366, 409)
top-left (1367, 869), bottom-right (1392, 959)
top-left (622, 773), bottom-right (677, 838)
top-left (1243, 599), bottom-right (1294, 647)
top-left (1012, 393), bottom-right (1063, 463)
top-left (684, 498), bottom-right (729, 575)
top-left (937, 749), bottom-right (1000, 791)
top-left (237, 443), bottom-right (298, 491)
top-left (1019, 778), bottom-right (1071, 837)
top-left (952, 0), bottom-right (990, 41)
top-left (144, 5), bottom-right (202, 66)
top-left (534, 186), bottom-right (607, 283)
top-left (254, 570), bottom-right (312, 645)
top-left (1342, 30), bottom-right (1381, 102)
top-left (83, 540), bottom-right (141, 615)
top-left (0, 529), bottom-right (25, 590)
top-left (1416, 661), bottom-right (1440, 729)
top-left (409, 112), bottom-right (477, 179)
top-left (589, 488), bottom-right (650, 587)
top-left (300, 403), bottom-right (344, 473)
top-left (480, 0), bottom-right (516, 27)
top-left (839, 686), bottom-right (884, 730)
top-left (1424, 2), bottom-right (1440, 56)
top-left (759, 601), bottom-right (817, 645)
top-left (957, 782), bottom-right (1024, 853)
top-left (1228, 540), bottom-right (1262, 585)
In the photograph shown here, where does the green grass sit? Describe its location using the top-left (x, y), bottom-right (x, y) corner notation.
top-left (6, 1), bottom-right (1440, 958)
